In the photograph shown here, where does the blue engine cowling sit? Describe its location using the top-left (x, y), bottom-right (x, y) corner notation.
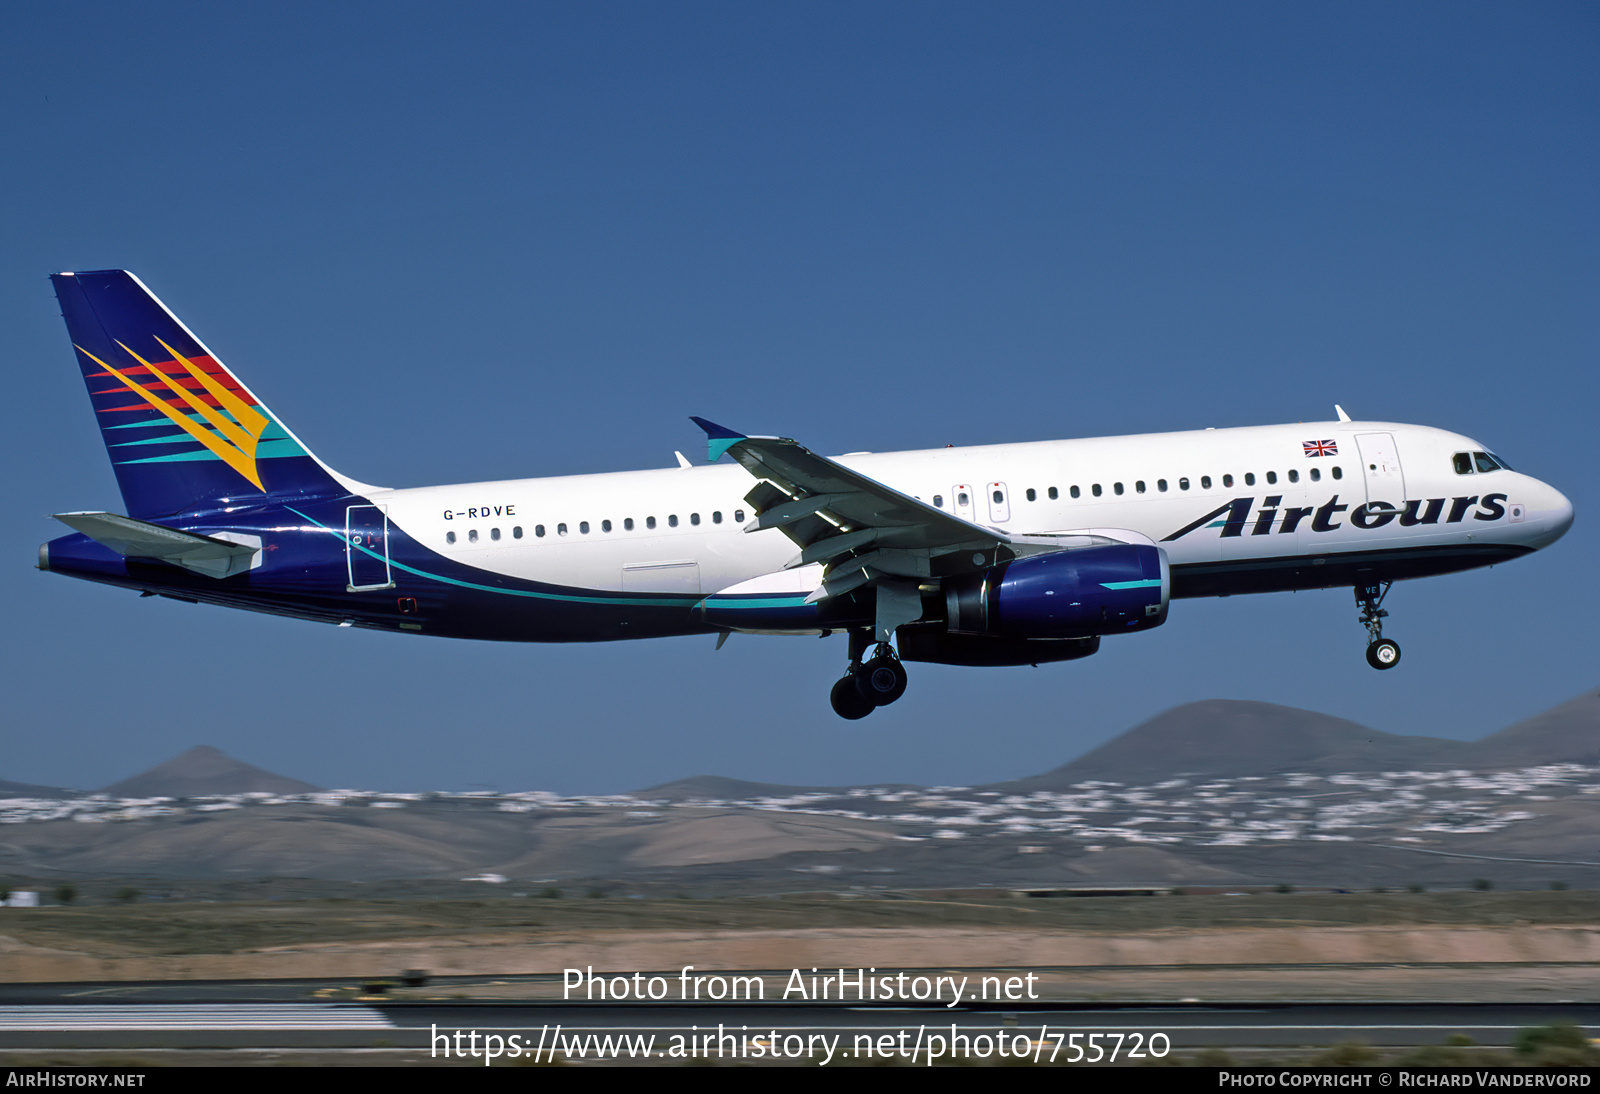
top-left (944, 543), bottom-right (1169, 638)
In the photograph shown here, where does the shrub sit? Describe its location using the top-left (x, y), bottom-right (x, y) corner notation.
top-left (1312, 1041), bottom-right (1379, 1066)
top-left (1513, 1022), bottom-right (1594, 1063)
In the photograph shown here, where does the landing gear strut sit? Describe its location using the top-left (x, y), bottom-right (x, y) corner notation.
top-left (829, 632), bottom-right (910, 718)
top-left (1356, 582), bottom-right (1401, 670)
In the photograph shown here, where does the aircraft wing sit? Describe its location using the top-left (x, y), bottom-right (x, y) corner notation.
top-left (691, 418), bottom-right (1010, 602)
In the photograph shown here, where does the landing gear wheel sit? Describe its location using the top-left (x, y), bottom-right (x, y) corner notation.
top-left (830, 675), bottom-right (875, 720)
top-left (1366, 638), bottom-right (1401, 670)
top-left (854, 648), bottom-right (909, 707)
top-left (1355, 582), bottom-right (1401, 671)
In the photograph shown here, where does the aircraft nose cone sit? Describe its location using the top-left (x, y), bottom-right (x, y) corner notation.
top-left (1548, 486), bottom-right (1574, 539)
top-left (1530, 480), bottom-right (1574, 548)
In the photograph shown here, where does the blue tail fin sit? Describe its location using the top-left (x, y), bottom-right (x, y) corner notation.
top-left (52, 270), bottom-right (352, 518)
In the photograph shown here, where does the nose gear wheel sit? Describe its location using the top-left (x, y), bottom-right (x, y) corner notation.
top-left (1356, 582), bottom-right (1401, 670)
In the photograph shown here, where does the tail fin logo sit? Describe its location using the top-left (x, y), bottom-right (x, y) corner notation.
top-left (76, 337), bottom-right (271, 490)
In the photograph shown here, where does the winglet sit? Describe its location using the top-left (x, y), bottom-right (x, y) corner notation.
top-left (1335, 404), bottom-right (1352, 422)
top-left (689, 417), bottom-right (746, 463)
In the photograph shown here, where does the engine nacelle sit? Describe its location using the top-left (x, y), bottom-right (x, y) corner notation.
top-left (944, 543), bottom-right (1169, 638)
top-left (896, 629), bottom-right (1100, 667)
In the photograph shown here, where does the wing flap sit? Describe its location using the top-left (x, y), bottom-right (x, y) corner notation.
top-left (691, 418), bottom-right (1019, 636)
top-left (692, 417), bottom-right (1006, 553)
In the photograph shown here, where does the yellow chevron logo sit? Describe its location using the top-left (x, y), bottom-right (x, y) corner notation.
top-left (78, 338), bottom-right (269, 490)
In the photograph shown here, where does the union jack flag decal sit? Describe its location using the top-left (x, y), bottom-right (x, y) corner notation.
top-left (1303, 439), bottom-right (1338, 457)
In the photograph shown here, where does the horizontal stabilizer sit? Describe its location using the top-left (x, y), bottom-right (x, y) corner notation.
top-left (53, 512), bottom-right (259, 579)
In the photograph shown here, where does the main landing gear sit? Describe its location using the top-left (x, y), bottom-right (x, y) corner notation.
top-left (830, 632), bottom-right (909, 719)
top-left (1356, 582), bottom-right (1401, 670)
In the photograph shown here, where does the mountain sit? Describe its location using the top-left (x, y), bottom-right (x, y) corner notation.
top-left (1000, 699), bottom-right (1471, 788)
top-left (635, 775), bottom-right (921, 801)
top-left (98, 746), bottom-right (322, 798)
top-left (1466, 689), bottom-right (1600, 769)
top-left (636, 775), bottom-right (820, 801)
top-left (0, 778), bottom-right (78, 799)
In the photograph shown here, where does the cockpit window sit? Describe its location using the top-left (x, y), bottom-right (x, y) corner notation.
top-left (1452, 452), bottom-right (1473, 475)
top-left (1473, 451), bottom-right (1500, 473)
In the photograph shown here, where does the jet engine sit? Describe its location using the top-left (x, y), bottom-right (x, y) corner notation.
top-left (895, 543), bottom-right (1167, 668)
top-left (943, 542), bottom-right (1169, 639)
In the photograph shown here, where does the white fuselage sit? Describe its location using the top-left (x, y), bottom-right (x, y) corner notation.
top-left (372, 419), bottom-right (1572, 600)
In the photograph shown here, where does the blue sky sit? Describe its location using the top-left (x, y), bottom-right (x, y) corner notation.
top-left (3, 3), bottom-right (1595, 794)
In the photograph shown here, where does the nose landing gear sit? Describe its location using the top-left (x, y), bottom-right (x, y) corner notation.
top-left (1366, 638), bottom-right (1401, 669)
top-left (1356, 582), bottom-right (1401, 670)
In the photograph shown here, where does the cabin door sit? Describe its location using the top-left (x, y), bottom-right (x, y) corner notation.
top-left (1355, 433), bottom-right (1406, 506)
top-left (346, 504), bottom-right (394, 591)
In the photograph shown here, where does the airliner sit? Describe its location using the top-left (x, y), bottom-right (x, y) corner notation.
top-left (40, 271), bottom-right (1573, 719)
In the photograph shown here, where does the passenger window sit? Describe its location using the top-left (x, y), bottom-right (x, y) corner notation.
top-left (1069, 486), bottom-right (1079, 499)
top-left (1092, 484), bottom-right (1102, 497)
top-left (1244, 473), bottom-right (1255, 486)
top-left (1222, 474), bottom-right (1233, 488)
top-left (1179, 478), bottom-right (1190, 490)
top-left (490, 527), bottom-right (501, 541)
top-left (558, 523), bottom-right (568, 536)
top-left (579, 521), bottom-right (589, 534)
top-left (646, 516), bottom-right (657, 529)
top-left (468, 529), bottom-right (479, 543)
top-left (1287, 469), bottom-right (1299, 483)
top-left (735, 509), bottom-right (745, 522)
top-left (1201, 476), bottom-right (1212, 489)
top-left (1025, 488), bottom-right (1036, 502)
top-left (536, 524), bottom-right (546, 537)
top-left (992, 489), bottom-right (1003, 504)
top-left (690, 513), bottom-right (701, 526)
top-left (624, 518), bottom-right (634, 531)
top-left (668, 515), bottom-right (679, 527)
top-left (1158, 479), bottom-right (1168, 492)
top-left (713, 511), bottom-right (722, 524)
top-left (1331, 466), bottom-right (1342, 480)
top-left (933, 494), bottom-right (944, 508)
top-left (1453, 452), bottom-right (1473, 474)
top-left (1266, 471), bottom-right (1277, 485)
top-left (1136, 480), bottom-right (1146, 493)
top-left (513, 526), bottom-right (523, 539)
top-left (446, 531), bottom-right (456, 545)
top-left (1113, 482), bottom-right (1124, 495)
top-left (1309, 467), bottom-right (1320, 482)
top-left (602, 520), bottom-right (612, 532)
top-left (957, 491), bottom-right (969, 506)
top-left (1048, 487), bottom-right (1058, 500)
